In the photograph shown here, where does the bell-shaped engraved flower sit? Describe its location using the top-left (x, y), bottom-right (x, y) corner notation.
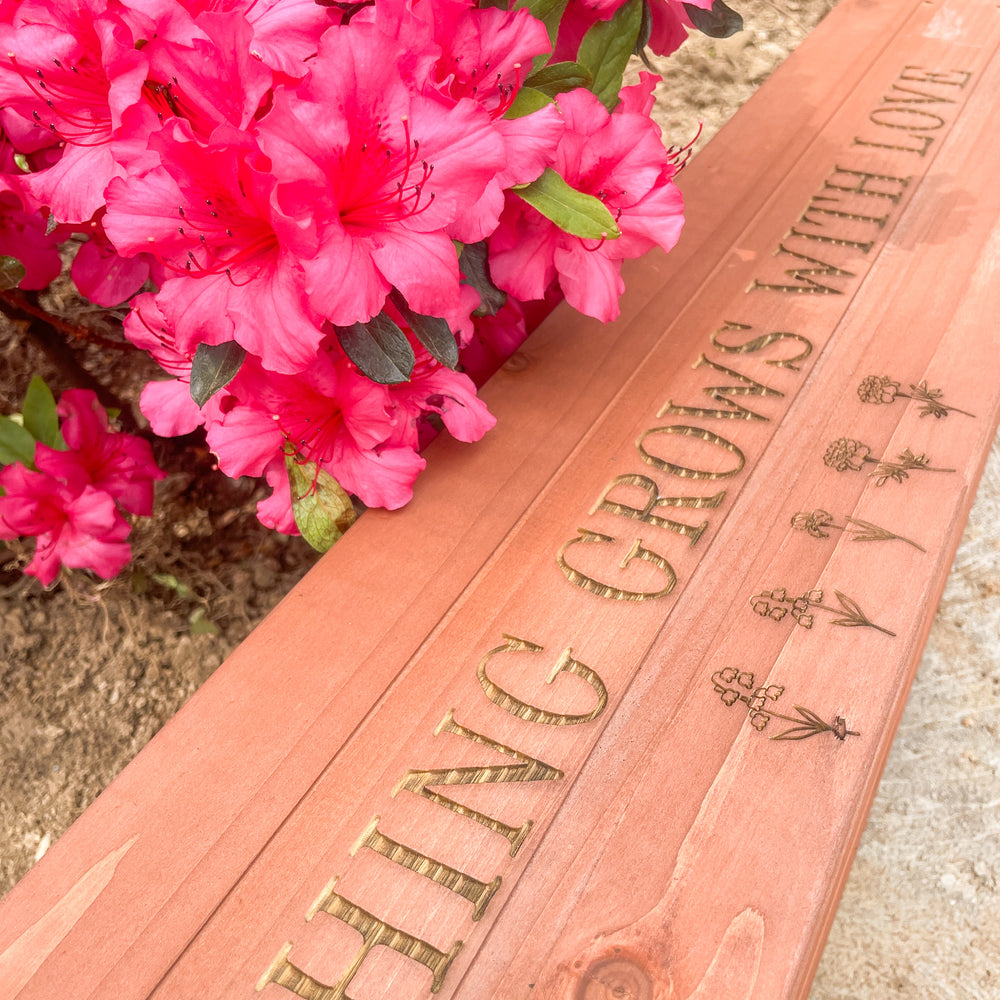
top-left (793, 611), bottom-right (814, 629)
top-left (751, 596), bottom-right (771, 617)
top-left (737, 671), bottom-right (755, 689)
top-left (720, 689), bottom-right (740, 706)
top-left (824, 437), bottom-right (871, 472)
top-left (858, 375), bottom-right (900, 404)
top-left (791, 509), bottom-right (834, 538)
top-left (750, 712), bottom-right (769, 731)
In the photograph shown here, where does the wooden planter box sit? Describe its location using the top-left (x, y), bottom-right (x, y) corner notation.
top-left (3, 0), bottom-right (1000, 997)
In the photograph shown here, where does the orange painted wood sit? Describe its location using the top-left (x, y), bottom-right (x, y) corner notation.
top-left (3, 1), bottom-right (1000, 998)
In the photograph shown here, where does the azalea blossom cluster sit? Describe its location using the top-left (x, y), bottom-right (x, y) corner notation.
top-left (0, 385), bottom-right (164, 584)
top-left (0, 0), bottom-right (730, 563)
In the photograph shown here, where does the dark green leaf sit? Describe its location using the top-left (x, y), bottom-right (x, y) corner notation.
top-left (0, 416), bottom-right (35, 468)
top-left (514, 168), bottom-right (621, 240)
top-left (577, 0), bottom-right (643, 110)
top-left (287, 455), bottom-right (357, 552)
top-left (335, 313), bottom-right (415, 384)
top-left (0, 256), bottom-right (26, 292)
top-left (389, 290), bottom-right (458, 370)
top-left (458, 242), bottom-right (507, 317)
top-left (22, 376), bottom-right (63, 449)
top-left (504, 86), bottom-right (554, 120)
top-left (683, 0), bottom-right (742, 38)
top-left (189, 341), bottom-right (246, 407)
top-left (515, 0), bottom-right (569, 53)
top-left (524, 61), bottom-right (593, 97)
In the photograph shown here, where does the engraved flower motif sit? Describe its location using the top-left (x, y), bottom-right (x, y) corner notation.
top-left (791, 508), bottom-right (833, 538)
top-left (857, 374), bottom-right (900, 404)
top-left (793, 612), bottom-right (814, 629)
top-left (750, 712), bottom-right (769, 731)
top-left (751, 596), bottom-right (771, 617)
top-left (769, 606), bottom-right (786, 622)
top-left (824, 437), bottom-right (871, 472)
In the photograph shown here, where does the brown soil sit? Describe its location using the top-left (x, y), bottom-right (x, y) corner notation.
top-left (0, 0), bottom-right (836, 897)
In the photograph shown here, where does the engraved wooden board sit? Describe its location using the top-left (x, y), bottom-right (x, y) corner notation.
top-left (3, 1), bottom-right (1000, 998)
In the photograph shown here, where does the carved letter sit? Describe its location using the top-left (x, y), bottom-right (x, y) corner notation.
top-left (258, 910), bottom-right (461, 999)
top-left (899, 66), bottom-right (971, 87)
top-left (852, 133), bottom-right (934, 156)
top-left (592, 473), bottom-right (726, 545)
top-left (658, 354), bottom-right (782, 422)
top-left (477, 635), bottom-right (608, 726)
top-left (709, 321), bottom-right (814, 371)
top-left (868, 107), bottom-right (947, 130)
top-left (637, 425), bottom-right (746, 479)
top-left (557, 528), bottom-right (677, 601)
top-left (749, 244), bottom-right (853, 294)
top-left (351, 817), bottom-right (501, 920)
top-left (393, 711), bottom-right (563, 855)
top-left (823, 166), bottom-right (911, 201)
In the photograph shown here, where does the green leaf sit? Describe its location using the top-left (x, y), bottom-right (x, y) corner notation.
top-left (0, 415), bottom-right (36, 468)
top-left (504, 86), bottom-right (554, 120)
top-left (335, 313), bottom-right (415, 384)
top-left (458, 242), bottom-right (507, 317)
top-left (188, 607), bottom-right (220, 636)
top-left (152, 571), bottom-right (195, 601)
top-left (22, 376), bottom-right (63, 449)
top-left (389, 290), bottom-right (458, 370)
top-left (577, 0), bottom-right (643, 110)
top-left (286, 454), bottom-right (357, 552)
top-left (514, 168), bottom-right (621, 240)
top-left (683, 0), bottom-right (743, 38)
top-left (0, 256), bottom-right (26, 292)
top-left (189, 340), bottom-right (246, 407)
top-left (524, 61), bottom-right (593, 97)
top-left (515, 0), bottom-right (569, 52)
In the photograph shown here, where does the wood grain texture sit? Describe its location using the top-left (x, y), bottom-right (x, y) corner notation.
top-left (1, 2), bottom-right (998, 999)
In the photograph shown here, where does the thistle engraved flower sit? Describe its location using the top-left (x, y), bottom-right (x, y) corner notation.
top-left (750, 586), bottom-right (894, 636)
top-left (824, 437), bottom-right (954, 485)
top-left (823, 437), bottom-right (871, 472)
top-left (856, 374), bottom-right (975, 418)
top-left (790, 507), bottom-right (925, 550)
top-left (857, 374), bottom-right (900, 404)
top-left (710, 669), bottom-right (859, 742)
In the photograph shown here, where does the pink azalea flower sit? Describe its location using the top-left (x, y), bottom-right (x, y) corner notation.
top-left (487, 78), bottom-right (684, 322)
top-left (46, 389), bottom-right (165, 516)
top-left (175, 0), bottom-right (336, 77)
top-left (70, 213), bottom-right (153, 306)
top-left (0, 464), bottom-right (132, 585)
top-left (105, 123), bottom-right (324, 374)
top-left (205, 340), bottom-right (426, 513)
top-left (123, 293), bottom-right (208, 437)
top-left (257, 21), bottom-right (507, 326)
top-left (0, 0), bottom-right (151, 221)
top-left (0, 191), bottom-right (62, 289)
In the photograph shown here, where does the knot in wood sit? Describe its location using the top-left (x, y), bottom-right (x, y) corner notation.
top-left (577, 956), bottom-right (653, 1000)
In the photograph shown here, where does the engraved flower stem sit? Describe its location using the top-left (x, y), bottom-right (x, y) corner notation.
top-left (750, 586), bottom-right (896, 636)
top-left (823, 438), bottom-right (955, 486)
top-left (711, 668), bottom-right (859, 741)
top-left (805, 594), bottom-right (896, 636)
top-left (893, 384), bottom-right (975, 418)
top-left (857, 374), bottom-right (975, 418)
top-left (791, 508), bottom-right (926, 551)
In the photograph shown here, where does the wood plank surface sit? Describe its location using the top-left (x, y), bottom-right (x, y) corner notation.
top-left (2, 1), bottom-right (999, 998)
